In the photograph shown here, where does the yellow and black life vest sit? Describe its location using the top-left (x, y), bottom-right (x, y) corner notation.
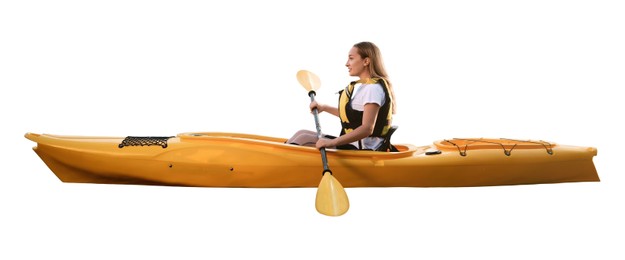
top-left (338, 78), bottom-right (393, 138)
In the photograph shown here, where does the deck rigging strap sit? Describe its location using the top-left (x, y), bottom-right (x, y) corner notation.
top-left (443, 139), bottom-right (469, 156)
top-left (443, 138), bottom-right (554, 156)
top-left (118, 136), bottom-right (174, 148)
top-left (500, 138), bottom-right (554, 155)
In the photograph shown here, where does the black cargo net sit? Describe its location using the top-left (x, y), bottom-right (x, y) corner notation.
top-left (118, 136), bottom-right (174, 148)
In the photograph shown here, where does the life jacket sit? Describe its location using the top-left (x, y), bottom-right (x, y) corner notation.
top-left (338, 78), bottom-right (393, 138)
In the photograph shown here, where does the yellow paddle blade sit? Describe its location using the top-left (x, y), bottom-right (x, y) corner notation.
top-left (315, 172), bottom-right (349, 216)
top-left (297, 70), bottom-right (321, 92)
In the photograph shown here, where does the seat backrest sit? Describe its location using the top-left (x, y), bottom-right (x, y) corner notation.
top-left (377, 125), bottom-right (399, 152)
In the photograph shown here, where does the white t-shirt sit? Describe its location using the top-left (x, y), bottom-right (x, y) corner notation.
top-left (348, 83), bottom-right (386, 150)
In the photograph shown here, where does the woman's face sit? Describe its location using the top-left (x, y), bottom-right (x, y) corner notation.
top-left (345, 46), bottom-right (369, 78)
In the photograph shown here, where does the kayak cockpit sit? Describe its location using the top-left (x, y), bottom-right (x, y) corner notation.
top-left (178, 132), bottom-right (421, 158)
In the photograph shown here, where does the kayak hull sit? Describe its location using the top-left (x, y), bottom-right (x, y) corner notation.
top-left (25, 132), bottom-right (600, 188)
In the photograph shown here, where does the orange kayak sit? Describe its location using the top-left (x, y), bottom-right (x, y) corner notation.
top-left (24, 132), bottom-right (600, 187)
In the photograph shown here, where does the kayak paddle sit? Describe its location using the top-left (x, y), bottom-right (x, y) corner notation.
top-left (296, 70), bottom-right (350, 216)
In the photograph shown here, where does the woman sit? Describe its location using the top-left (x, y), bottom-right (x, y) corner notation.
top-left (287, 41), bottom-right (397, 151)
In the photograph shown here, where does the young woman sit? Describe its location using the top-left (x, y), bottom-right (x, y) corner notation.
top-left (287, 41), bottom-right (397, 151)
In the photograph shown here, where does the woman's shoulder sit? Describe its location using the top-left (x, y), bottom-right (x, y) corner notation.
top-left (357, 83), bottom-right (386, 103)
top-left (361, 82), bottom-right (384, 93)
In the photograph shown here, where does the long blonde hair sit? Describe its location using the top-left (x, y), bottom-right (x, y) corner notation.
top-left (354, 41), bottom-right (397, 114)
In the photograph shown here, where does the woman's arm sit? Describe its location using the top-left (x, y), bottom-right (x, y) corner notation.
top-left (316, 103), bottom-right (380, 149)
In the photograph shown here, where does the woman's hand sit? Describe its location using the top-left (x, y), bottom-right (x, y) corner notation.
top-left (315, 137), bottom-right (336, 149)
top-left (310, 101), bottom-right (324, 113)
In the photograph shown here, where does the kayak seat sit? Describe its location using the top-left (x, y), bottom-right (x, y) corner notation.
top-left (376, 125), bottom-right (399, 152)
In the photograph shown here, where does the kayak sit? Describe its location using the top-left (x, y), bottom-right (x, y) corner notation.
top-left (24, 132), bottom-right (600, 188)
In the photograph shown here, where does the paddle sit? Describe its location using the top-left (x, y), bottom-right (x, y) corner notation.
top-left (296, 70), bottom-right (350, 216)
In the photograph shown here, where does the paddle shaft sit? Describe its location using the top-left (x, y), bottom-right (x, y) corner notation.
top-left (308, 91), bottom-right (331, 174)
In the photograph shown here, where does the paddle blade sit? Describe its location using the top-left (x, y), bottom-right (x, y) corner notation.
top-left (297, 70), bottom-right (321, 92)
top-left (315, 172), bottom-right (349, 216)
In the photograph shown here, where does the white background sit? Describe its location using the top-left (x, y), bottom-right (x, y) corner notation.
top-left (2, 1), bottom-right (624, 259)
